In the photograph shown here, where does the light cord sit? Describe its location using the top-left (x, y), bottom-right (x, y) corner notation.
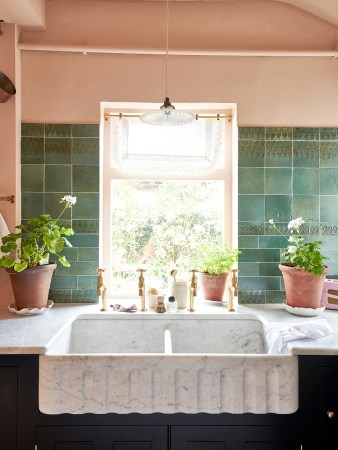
top-left (165, 0), bottom-right (169, 98)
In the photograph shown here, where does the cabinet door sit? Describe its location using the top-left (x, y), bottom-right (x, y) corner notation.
top-left (37, 426), bottom-right (167, 450)
top-left (320, 367), bottom-right (338, 445)
top-left (0, 367), bottom-right (17, 450)
top-left (171, 426), bottom-right (300, 450)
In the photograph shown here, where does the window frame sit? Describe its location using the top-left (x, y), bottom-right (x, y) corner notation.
top-left (100, 102), bottom-right (238, 298)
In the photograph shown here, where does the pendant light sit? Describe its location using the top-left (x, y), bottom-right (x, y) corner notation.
top-left (140, 0), bottom-right (194, 126)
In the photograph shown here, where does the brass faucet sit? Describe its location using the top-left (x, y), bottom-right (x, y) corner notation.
top-left (231, 269), bottom-right (239, 297)
top-left (188, 269), bottom-right (198, 312)
top-left (96, 268), bottom-right (107, 311)
top-left (137, 268), bottom-right (147, 311)
top-left (227, 285), bottom-right (235, 312)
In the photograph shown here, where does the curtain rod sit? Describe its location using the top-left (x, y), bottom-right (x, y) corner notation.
top-left (104, 112), bottom-right (232, 122)
top-left (0, 195), bottom-right (15, 203)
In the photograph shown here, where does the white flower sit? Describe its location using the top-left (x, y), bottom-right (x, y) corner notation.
top-left (60, 195), bottom-right (77, 206)
top-left (288, 236), bottom-right (295, 243)
top-left (268, 219), bottom-right (274, 224)
top-left (287, 245), bottom-right (297, 253)
top-left (288, 217), bottom-right (304, 231)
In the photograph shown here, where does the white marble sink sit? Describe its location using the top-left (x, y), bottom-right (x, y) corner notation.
top-left (39, 313), bottom-right (298, 415)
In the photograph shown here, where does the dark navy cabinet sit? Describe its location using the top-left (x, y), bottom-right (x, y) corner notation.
top-left (0, 366), bottom-right (17, 450)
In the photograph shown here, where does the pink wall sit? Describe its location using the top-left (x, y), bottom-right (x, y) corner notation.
top-left (0, 23), bottom-right (18, 305)
top-left (20, 0), bottom-right (338, 125)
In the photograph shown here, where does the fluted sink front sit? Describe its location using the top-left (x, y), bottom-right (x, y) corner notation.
top-left (39, 313), bottom-right (298, 415)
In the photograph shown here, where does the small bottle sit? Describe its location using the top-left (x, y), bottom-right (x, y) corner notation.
top-left (167, 295), bottom-right (177, 313)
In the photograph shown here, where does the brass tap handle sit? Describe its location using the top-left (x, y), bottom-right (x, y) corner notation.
top-left (231, 269), bottom-right (239, 297)
top-left (137, 268), bottom-right (147, 311)
top-left (190, 269), bottom-right (198, 296)
top-left (96, 268), bottom-right (107, 311)
top-left (327, 410), bottom-right (335, 420)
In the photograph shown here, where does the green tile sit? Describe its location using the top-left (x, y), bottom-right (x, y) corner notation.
top-left (51, 275), bottom-right (77, 289)
top-left (21, 123), bottom-right (44, 137)
top-left (77, 276), bottom-right (97, 289)
top-left (238, 263), bottom-right (259, 276)
top-left (265, 195), bottom-right (292, 222)
top-left (238, 141), bottom-right (265, 167)
top-left (22, 193), bottom-right (44, 219)
top-left (327, 263), bottom-right (338, 276)
top-left (72, 289), bottom-right (98, 302)
top-left (72, 220), bottom-right (100, 234)
top-left (293, 168), bottom-right (319, 195)
top-left (259, 236), bottom-right (288, 249)
top-left (238, 195), bottom-right (264, 222)
top-left (45, 165), bottom-right (72, 192)
top-left (49, 289), bottom-right (72, 303)
top-left (238, 236), bottom-right (259, 248)
top-left (240, 249), bottom-right (280, 262)
top-left (293, 141), bottom-right (319, 168)
top-left (72, 138), bottom-right (99, 165)
top-left (72, 124), bottom-right (99, 137)
top-left (238, 290), bottom-right (266, 304)
top-left (68, 234), bottom-right (99, 247)
top-left (238, 168), bottom-right (264, 194)
top-left (45, 124), bottom-right (72, 138)
top-left (265, 141), bottom-right (292, 167)
top-left (320, 168), bottom-right (338, 195)
top-left (56, 261), bottom-right (98, 276)
top-left (72, 193), bottom-right (99, 220)
top-left (78, 247), bottom-right (99, 261)
top-left (21, 137), bottom-right (44, 164)
top-left (259, 263), bottom-right (282, 276)
top-left (321, 223), bottom-right (338, 235)
top-left (292, 195), bottom-right (319, 222)
top-left (21, 165), bottom-right (44, 192)
top-left (293, 128), bottom-right (319, 141)
top-left (320, 128), bottom-right (338, 141)
top-left (264, 221), bottom-right (288, 236)
top-left (59, 247), bottom-right (78, 262)
top-left (238, 127), bottom-right (265, 140)
top-left (238, 222), bottom-right (265, 235)
top-left (45, 138), bottom-right (72, 164)
top-left (44, 193), bottom-right (71, 220)
top-left (320, 142), bottom-right (338, 167)
top-left (265, 168), bottom-right (292, 195)
top-left (320, 196), bottom-right (338, 222)
top-left (265, 290), bottom-right (285, 303)
top-left (73, 165), bottom-right (99, 192)
top-left (239, 276), bottom-right (280, 290)
top-left (265, 127), bottom-right (292, 141)
top-left (320, 235), bottom-right (338, 249)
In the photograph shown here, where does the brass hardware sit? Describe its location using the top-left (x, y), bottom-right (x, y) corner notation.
top-left (231, 269), bottom-right (239, 297)
top-left (96, 268), bottom-right (107, 311)
top-left (327, 410), bottom-right (335, 419)
top-left (0, 195), bottom-right (14, 203)
top-left (104, 112), bottom-right (232, 122)
top-left (137, 268), bottom-right (147, 311)
top-left (227, 286), bottom-right (235, 312)
top-left (188, 269), bottom-right (198, 312)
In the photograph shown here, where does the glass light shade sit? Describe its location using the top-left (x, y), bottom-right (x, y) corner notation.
top-left (140, 97), bottom-right (195, 126)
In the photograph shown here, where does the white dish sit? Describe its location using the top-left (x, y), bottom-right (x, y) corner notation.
top-left (8, 300), bottom-right (54, 316)
top-left (283, 301), bottom-right (325, 316)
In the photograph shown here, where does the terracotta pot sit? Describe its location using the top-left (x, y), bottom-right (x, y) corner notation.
top-left (6, 263), bottom-right (57, 310)
top-left (279, 263), bottom-right (328, 309)
top-left (199, 272), bottom-right (229, 302)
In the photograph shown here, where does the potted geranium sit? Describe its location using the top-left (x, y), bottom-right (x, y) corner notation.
top-left (195, 242), bottom-right (240, 301)
top-left (0, 195), bottom-right (76, 310)
top-left (269, 217), bottom-right (328, 309)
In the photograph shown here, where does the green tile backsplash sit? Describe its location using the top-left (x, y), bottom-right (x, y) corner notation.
top-left (238, 127), bottom-right (338, 304)
top-left (21, 125), bottom-right (338, 305)
top-left (21, 123), bottom-right (99, 303)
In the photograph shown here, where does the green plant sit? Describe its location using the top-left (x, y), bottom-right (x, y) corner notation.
top-left (0, 195), bottom-right (76, 272)
top-left (269, 217), bottom-right (327, 276)
top-left (195, 242), bottom-right (240, 275)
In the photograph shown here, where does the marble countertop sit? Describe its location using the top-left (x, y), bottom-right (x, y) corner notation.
top-left (1, 299), bottom-right (338, 355)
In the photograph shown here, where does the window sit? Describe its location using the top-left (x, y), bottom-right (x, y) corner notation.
top-left (101, 102), bottom-right (237, 298)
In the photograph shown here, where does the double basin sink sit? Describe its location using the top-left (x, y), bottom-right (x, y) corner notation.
top-left (39, 313), bottom-right (298, 415)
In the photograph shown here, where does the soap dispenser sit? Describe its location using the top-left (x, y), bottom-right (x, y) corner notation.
top-left (167, 295), bottom-right (177, 313)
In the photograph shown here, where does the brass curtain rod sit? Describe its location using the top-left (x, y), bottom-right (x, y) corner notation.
top-left (0, 195), bottom-right (15, 203)
top-left (104, 112), bottom-right (232, 122)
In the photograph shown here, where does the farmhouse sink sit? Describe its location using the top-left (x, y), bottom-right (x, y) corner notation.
top-left (39, 313), bottom-right (298, 415)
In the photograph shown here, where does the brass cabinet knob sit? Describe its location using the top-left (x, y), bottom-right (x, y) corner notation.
top-left (327, 410), bottom-right (335, 420)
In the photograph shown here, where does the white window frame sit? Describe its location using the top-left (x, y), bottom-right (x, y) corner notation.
top-left (100, 102), bottom-right (238, 298)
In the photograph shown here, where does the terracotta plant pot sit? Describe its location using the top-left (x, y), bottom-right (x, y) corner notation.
top-left (279, 263), bottom-right (328, 309)
top-left (6, 263), bottom-right (57, 310)
top-left (199, 272), bottom-right (229, 302)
